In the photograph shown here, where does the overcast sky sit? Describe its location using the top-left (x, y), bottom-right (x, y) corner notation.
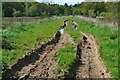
top-left (35, 0), bottom-right (87, 5)
top-left (2, 0), bottom-right (118, 3)
top-left (34, 0), bottom-right (110, 5)
top-left (50, 0), bottom-right (85, 5)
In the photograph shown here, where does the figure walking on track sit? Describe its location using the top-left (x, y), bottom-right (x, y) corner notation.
top-left (59, 20), bottom-right (68, 34)
top-left (72, 20), bottom-right (78, 30)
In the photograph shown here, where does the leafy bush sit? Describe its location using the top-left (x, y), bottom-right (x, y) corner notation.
top-left (100, 12), bottom-right (118, 22)
top-left (88, 9), bottom-right (96, 18)
top-left (72, 8), bottom-right (81, 15)
top-left (13, 10), bottom-right (22, 17)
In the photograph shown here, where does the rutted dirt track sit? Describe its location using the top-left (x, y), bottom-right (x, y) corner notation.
top-left (3, 31), bottom-right (112, 79)
top-left (75, 31), bottom-right (111, 78)
top-left (3, 31), bottom-right (74, 79)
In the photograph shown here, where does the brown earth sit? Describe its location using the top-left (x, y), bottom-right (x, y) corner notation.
top-left (64, 31), bottom-right (112, 79)
top-left (75, 31), bottom-right (111, 78)
top-left (76, 32), bottom-right (111, 78)
top-left (3, 31), bottom-right (112, 79)
top-left (3, 31), bottom-right (74, 79)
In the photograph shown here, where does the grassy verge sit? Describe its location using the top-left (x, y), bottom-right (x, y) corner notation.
top-left (2, 17), bottom-right (66, 72)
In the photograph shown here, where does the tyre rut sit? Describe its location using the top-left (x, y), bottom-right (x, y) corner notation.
top-left (65, 31), bottom-right (112, 79)
top-left (3, 31), bottom-right (112, 79)
top-left (3, 31), bottom-right (74, 79)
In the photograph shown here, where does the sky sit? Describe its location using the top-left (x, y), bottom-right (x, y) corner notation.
top-left (34, 0), bottom-right (110, 5)
top-left (35, 0), bottom-right (86, 5)
top-left (50, 0), bottom-right (85, 5)
top-left (2, 0), bottom-right (118, 3)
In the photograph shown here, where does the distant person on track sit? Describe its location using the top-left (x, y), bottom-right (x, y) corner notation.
top-left (72, 20), bottom-right (78, 30)
top-left (59, 20), bottom-right (68, 34)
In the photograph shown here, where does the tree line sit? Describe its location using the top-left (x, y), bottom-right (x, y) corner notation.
top-left (2, 2), bottom-right (119, 22)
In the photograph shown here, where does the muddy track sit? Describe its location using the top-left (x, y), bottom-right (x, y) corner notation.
top-left (3, 31), bottom-right (74, 80)
top-left (65, 31), bottom-right (112, 79)
top-left (3, 31), bottom-right (112, 79)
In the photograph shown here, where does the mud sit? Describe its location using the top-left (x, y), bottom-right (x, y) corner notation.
top-left (65, 31), bottom-right (112, 79)
top-left (3, 31), bottom-right (112, 79)
top-left (3, 31), bottom-right (74, 80)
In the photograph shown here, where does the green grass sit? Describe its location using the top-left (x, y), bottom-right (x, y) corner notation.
top-left (2, 17), bottom-right (67, 72)
top-left (55, 43), bottom-right (76, 74)
top-left (65, 16), bottom-right (118, 78)
top-left (2, 16), bottom-right (118, 78)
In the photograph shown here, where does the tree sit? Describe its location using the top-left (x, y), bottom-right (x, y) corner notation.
top-left (58, 6), bottom-right (64, 15)
top-left (64, 7), bottom-right (72, 15)
top-left (13, 10), bottom-right (22, 17)
top-left (2, 2), bottom-right (25, 17)
top-left (25, 2), bottom-right (30, 16)
top-left (88, 9), bottom-right (96, 18)
top-left (2, 2), bottom-right (14, 17)
top-left (64, 3), bottom-right (69, 7)
top-left (28, 4), bottom-right (41, 16)
top-left (72, 7), bottom-right (81, 15)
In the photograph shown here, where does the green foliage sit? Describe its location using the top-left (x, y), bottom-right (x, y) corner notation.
top-left (2, 2), bottom-right (25, 17)
top-left (88, 9), bottom-right (96, 18)
top-left (79, 2), bottom-right (106, 17)
top-left (105, 2), bottom-right (118, 13)
top-left (72, 8), bottom-right (81, 15)
top-left (28, 4), bottom-right (40, 16)
top-left (99, 12), bottom-right (108, 16)
top-left (2, 2), bottom-right (119, 22)
top-left (25, 2), bottom-right (30, 16)
top-left (2, 2), bottom-right (67, 17)
top-left (64, 8), bottom-right (72, 16)
top-left (13, 10), bottom-right (22, 17)
top-left (100, 12), bottom-right (118, 22)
